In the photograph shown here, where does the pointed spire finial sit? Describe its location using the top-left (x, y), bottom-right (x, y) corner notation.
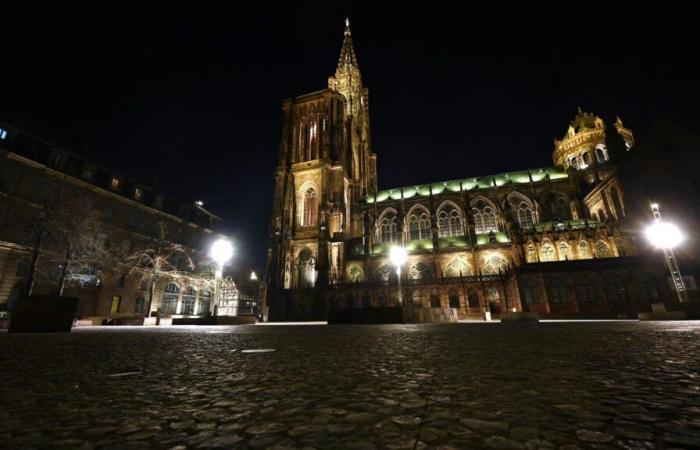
top-left (345, 17), bottom-right (351, 35)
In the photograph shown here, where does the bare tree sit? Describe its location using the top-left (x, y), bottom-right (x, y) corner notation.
top-left (19, 182), bottom-right (113, 297)
top-left (124, 221), bottom-right (213, 315)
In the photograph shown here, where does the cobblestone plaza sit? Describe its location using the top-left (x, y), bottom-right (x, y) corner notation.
top-left (2, 322), bottom-right (700, 449)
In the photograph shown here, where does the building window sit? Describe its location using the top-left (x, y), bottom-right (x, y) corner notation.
top-left (540, 243), bottom-right (556, 262)
top-left (595, 240), bottom-right (612, 258)
top-left (411, 290), bottom-right (422, 305)
top-left (161, 283), bottom-right (179, 315)
top-left (298, 249), bottom-right (316, 288)
top-left (467, 289), bottom-right (480, 308)
top-left (606, 276), bottom-right (628, 303)
top-left (575, 276), bottom-right (597, 304)
top-left (50, 152), bottom-right (61, 167)
top-left (444, 258), bottom-right (469, 278)
top-left (547, 278), bottom-right (568, 306)
top-left (300, 187), bottom-right (317, 227)
top-left (199, 290), bottom-right (212, 315)
top-left (517, 203), bottom-right (535, 229)
top-left (430, 289), bottom-right (441, 308)
top-left (139, 279), bottom-right (148, 291)
top-left (378, 212), bottom-right (398, 243)
top-left (438, 205), bottom-right (464, 237)
top-left (559, 242), bottom-right (572, 260)
top-left (0, 128), bottom-right (7, 139)
top-left (522, 282), bottom-right (540, 305)
top-left (134, 297), bottom-right (145, 314)
top-left (578, 241), bottom-right (591, 258)
top-left (526, 245), bottom-right (537, 263)
top-left (110, 177), bottom-right (120, 191)
top-left (181, 287), bottom-right (196, 315)
top-left (448, 289), bottom-right (460, 308)
top-left (408, 210), bottom-right (431, 241)
top-left (154, 196), bottom-right (163, 209)
top-left (116, 274), bottom-right (126, 288)
top-left (128, 211), bottom-right (139, 228)
top-left (134, 187), bottom-right (142, 201)
top-left (473, 202), bottom-right (498, 234)
top-left (110, 296), bottom-right (121, 313)
top-left (637, 273), bottom-right (660, 302)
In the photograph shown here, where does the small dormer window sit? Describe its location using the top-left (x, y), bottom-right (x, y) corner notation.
top-left (154, 196), bottom-right (163, 209)
top-left (111, 177), bottom-right (120, 191)
top-left (0, 128), bottom-right (8, 139)
top-left (134, 187), bottom-right (142, 201)
top-left (82, 165), bottom-right (94, 180)
top-left (50, 152), bottom-right (61, 166)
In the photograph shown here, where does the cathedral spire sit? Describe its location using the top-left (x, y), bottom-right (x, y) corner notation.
top-left (337, 17), bottom-right (359, 71)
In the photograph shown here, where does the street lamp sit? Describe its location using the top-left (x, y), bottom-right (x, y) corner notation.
top-left (389, 246), bottom-right (408, 306)
top-left (209, 238), bottom-right (234, 315)
top-left (645, 203), bottom-right (686, 302)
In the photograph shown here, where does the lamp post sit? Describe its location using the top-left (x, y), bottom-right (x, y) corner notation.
top-left (645, 203), bottom-right (686, 303)
top-left (209, 238), bottom-right (234, 315)
top-left (389, 246), bottom-right (408, 306)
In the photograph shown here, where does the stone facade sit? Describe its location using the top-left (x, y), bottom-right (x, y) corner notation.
top-left (0, 122), bottom-right (228, 322)
top-left (263, 22), bottom-right (691, 321)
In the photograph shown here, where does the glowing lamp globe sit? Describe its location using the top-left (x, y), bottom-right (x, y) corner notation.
top-left (389, 246), bottom-right (408, 267)
top-left (645, 221), bottom-right (683, 249)
top-left (210, 239), bottom-right (234, 266)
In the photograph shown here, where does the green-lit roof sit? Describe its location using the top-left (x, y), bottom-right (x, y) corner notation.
top-left (366, 167), bottom-right (568, 204)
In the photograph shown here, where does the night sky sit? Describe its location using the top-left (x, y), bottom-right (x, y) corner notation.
top-left (3, 1), bottom-right (700, 273)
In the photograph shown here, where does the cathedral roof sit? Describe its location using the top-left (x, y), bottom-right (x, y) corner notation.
top-left (568, 107), bottom-right (603, 134)
top-left (366, 167), bottom-right (568, 204)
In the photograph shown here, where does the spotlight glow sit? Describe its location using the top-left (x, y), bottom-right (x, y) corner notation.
top-left (645, 221), bottom-right (683, 249)
top-left (209, 239), bottom-right (234, 265)
top-left (389, 246), bottom-right (407, 267)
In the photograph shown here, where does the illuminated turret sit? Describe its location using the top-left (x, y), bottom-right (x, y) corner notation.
top-left (553, 108), bottom-right (634, 170)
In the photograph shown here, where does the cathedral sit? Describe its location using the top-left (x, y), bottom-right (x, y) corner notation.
top-left (263, 20), bottom-right (681, 321)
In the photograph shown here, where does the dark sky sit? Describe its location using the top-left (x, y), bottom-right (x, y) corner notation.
top-left (3, 1), bottom-right (700, 273)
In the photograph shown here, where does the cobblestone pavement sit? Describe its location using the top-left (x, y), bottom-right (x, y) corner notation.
top-left (2, 322), bottom-right (700, 450)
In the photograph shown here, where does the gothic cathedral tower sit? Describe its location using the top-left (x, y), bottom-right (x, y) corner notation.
top-left (264, 20), bottom-right (377, 320)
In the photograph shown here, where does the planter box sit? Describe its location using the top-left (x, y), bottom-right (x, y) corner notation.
top-left (500, 312), bottom-right (540, 323)
top-left (9, 296), bottom-right (78, 333)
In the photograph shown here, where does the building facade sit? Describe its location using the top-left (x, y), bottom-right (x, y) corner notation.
top-left (0, 122), bottom-right (229, 322)
top-left (263, 22), bottom-right (694, 321)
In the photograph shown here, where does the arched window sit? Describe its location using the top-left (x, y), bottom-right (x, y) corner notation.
top-left (597, 209), bottom-right (606, 221)
top-left (569, 157), bottom-right (579, 169)
top-left (301, 188), bottom-right (317, 227)
top-left (408, 209), bottom-right (431, 240)
top-left (606, 275), bottom-right (628, 303)
top-left (448, 289), bottom-right (460, 308)
top-left (430, 289), bottom-right (441, 308)
top-left (408, 262), bottom-right (434, 281)
top-left (411, 289), bottom-right (422, 305)
top-left (595, 240), bottom-right (612, 258)
top-left (582, 152), bottom-right (592, 166)
top-left (547, 277), bottom-right (568, 308)
top-left (636, 273), bottom-right (660, 303)
top-left (595, 145), bottom-right (608, 163)
top-left (578, 240), bottom-right (591, 259)
top-left (377, 211), bottom-right (398, 243)
top-left (199, 290), bottom-right (212, 315)
top-left (472, 200), bottom-right (498, 234)
top-left (559, 241), bottom-right (572, 260)
top-left (162, 283), bottom-right (179, 315)
top-left (376, 264), bottom-right (393, 282)
top-left (348, 266), bottom-right (363, 283)
top-left (181, 287), bottom-right (196, 315)
top-left (437, 204), bottom-right (464, 237)
top-left (526, 245), bottom-right (537, 263)
top-left (134, 297), bottom-right (145, 315)
top-left (467, 289), bottom-right (480, 308)
top-left (298, 248), bottom-right (316, 288)
top-left (517, 203), bottom-right (535, 229)
top-left (575, 275), bottom-right (596, 304)
top-left (540, 242), bottom-right (556, 262)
